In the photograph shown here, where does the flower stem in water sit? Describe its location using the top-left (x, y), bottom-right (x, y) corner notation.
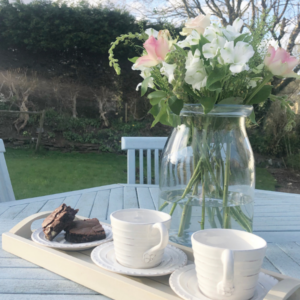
top-left (223, 141), bottom-right (231, 228)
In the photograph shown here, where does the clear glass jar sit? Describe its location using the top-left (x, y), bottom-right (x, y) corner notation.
top-left (158, 104), bottom-right (255, 247)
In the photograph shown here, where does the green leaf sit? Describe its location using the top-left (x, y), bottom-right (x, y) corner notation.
top-left (207, 81), bottom-right (222, 91)
top-left (199, 97), bottom-right (216, 114)
top-left (218, 97), bottom-right (244, 105)
top-left (234, 33), bottom-right (250, 45)
top-left (148, 91), bottom-right (167, 105)
top-left (151, 100), bottom-right (167, 127)
top-left (248, 85), bottom-right (272, 105)
top-left (206, 66), bottom-right (226, 90)
top-left (168, 96), bottom-right (184, 115)
top-left (141, 77), bottom-right (152, 97)
top-left (173, 44), bottom-right (187, 56)
top-left (159, 112), bottom-right (172, 126)
top-left (249, 110), bottom-right (257, 125)
top-left (149, 104), bottom-right (159, 117)
top-left (128, 57), bottom-right (138, 63)
top-left (183, 84), bottom-right (196, 96)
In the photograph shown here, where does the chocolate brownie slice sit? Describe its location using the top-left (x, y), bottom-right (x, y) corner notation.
top-left (64, 218), bottom-right (106, 243)
top-left (42, 204), bottom-right (78, 241)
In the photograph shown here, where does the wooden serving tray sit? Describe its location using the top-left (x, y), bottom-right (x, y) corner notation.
top-left (2, 211), bottom-right (300, 300)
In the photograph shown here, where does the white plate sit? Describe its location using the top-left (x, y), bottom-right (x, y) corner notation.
top-left (31, 225), bottom-right (113, 251)
top-left (91, 242), bottom-right (188, 277)
top-left (169, 264), bottom-right (278, 300)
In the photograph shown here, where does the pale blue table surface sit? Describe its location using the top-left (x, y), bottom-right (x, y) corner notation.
top-left (0, 184), bottom-right (300, 299)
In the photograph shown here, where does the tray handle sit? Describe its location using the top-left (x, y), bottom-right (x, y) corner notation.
top-left (9, 211), bottom-right (86, 239)
top-left (264, 278), bottom-right (300, 300)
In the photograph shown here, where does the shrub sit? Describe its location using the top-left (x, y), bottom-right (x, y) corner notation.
top-left (0, 0), bottom-right (140, 57)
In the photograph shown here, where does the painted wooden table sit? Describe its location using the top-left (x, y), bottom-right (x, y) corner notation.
top-left (0, 184), bottom-right (300, 299)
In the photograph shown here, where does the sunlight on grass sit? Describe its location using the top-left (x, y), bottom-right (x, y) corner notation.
top-left (255, 167), bottom-right (276, 191)
top-left (5, 149), bottom-right (276, 200)
top-left (5, 148), bottom-right (127, 200)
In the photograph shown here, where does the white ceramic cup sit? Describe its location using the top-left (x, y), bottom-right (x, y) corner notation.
top-left (192, 229), bottom-right (267, 300)
top-left (110, 208), bottom-right (171, 269)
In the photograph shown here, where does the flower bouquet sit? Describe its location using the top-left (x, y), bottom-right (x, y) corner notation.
top-left (109, 14), bottom-right (299, 246)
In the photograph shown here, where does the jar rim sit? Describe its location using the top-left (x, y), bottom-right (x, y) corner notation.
top-left (180, 104), bottom-right (253, 117)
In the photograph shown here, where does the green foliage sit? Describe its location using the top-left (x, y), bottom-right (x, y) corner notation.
top-left (248, 85), bottom-right (272, 104)
top-left (286, 153), bottom-right (300, 171)
top-left (0, 0), bottom-right (140, 56)
top-left (35, 109), bottom-right (150, 153)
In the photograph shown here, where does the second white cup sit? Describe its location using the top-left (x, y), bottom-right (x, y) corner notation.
top-left (192, 229), bottom-right (267, 300)
top-left (111, 208), bottom-right (171, 269)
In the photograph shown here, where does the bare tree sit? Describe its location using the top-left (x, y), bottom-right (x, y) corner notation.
top-left (138, 0), bottom-right (299, 93)
top-left (92, 87), bottom-right (117, 127)
top-left (0, 69), bottom-right (37, 133)
top-left (62, 80), bottom-right (80, 118)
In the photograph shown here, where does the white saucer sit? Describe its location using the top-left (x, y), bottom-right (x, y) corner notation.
top-left (31, 225), bottom-right (113, 251)
top-left (91, 241), bottom-right (188, 277)
top-left (170, 264), bottom-right (278, 300)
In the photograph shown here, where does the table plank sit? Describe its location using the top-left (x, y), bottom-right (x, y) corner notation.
top-left (276, 242), bottom-right (300, 265)
top-left (107, 187), bottom-right (123, 220)
top-left (0, 268), bottom-right (65, 280)
top-left (262, 257), bottom-right (280, 273)
top-left (149, 187), bottom-right (159, 209)
top-left (64, 195), bottom-right (81, 208)
top-left (40, 198), bottom-right (65, 212)
top-left (255, 231), bottom-right (300, 243)
top-left (136, 187), bottom-right (155, 210)
top-left (14, 201), bottom-right (46, 220)
top-left (0, 204), bottom-right (28, 220)
top-left (123, 186), bottom-right (138, 209)
top-left (0, 279), bottom-right (98, 294)
top-left (0, 258), bottom-right (39, 268)
top-left (75, 192), bottom-right (97, 218)
top-left (0, 296), bottom-right (110, 300)
top-left (265, 243), bottom-right (300, 278)
top-left (90, 190), bottom-right (110, 220)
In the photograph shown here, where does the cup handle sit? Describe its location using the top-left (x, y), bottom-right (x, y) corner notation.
top-left (217, 249), bottom-right (235, 296)
top-left (143, 222), bottom-right (168, 264)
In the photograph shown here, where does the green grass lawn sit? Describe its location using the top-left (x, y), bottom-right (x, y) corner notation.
top-left (5, 148), bottom-right (127, 200)
top-left (5, 148), bottom-right (276, 200)
top-left (255, 167), bottom-right (277, 191)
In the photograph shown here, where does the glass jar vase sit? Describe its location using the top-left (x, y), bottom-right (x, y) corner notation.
top-left (158, 104), bottom-right (255, 247)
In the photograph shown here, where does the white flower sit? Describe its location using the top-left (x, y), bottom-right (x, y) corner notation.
top-left (222, 18), bottom-right (244, 41)
top-left (185, 49), bottom-right (207, 90)
top-left (220, 41), bottom-right (255, 74)
top-left (145, 28), bottom-right (158, 38)
top-left (247, 77), bottom-right (262, 88)
top-left (135, 66), bottom-right (155, 91)
top-left (204, 23), bottom-right (223, 42)
top-left (202, 36), bottom-right (226, 58)
top-left (177, 30), bottom-right (201, 48)
top-left (160, 62), bottom-right (177, 84)
top-left (181, 14), bottom-right (211, 36)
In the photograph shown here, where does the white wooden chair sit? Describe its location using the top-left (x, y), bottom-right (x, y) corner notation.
top-left (0, 139), bottom-right (15, 202)
top-left (121, 137), bottom-right (168, 184)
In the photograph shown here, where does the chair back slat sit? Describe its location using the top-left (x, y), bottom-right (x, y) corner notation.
top-left (127, 149), bottom-right (136, 184)
top-left (147, 149), bottom-right (151, 184)
top-left (154, 149), bottom-right (159, 185)
top-left (0, 139), bottom-right (15, 202)
top-left (139, 149), bottom-right (144, 184)
top-left (121, 137), bottom-right (167, 185)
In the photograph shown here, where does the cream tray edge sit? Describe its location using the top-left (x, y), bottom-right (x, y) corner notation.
top-left (2, 211), bottom-right (300, 300)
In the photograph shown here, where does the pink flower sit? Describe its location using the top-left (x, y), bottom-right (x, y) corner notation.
top-left (181, 14), bottom-right (211, 36)
top-left (134, 35), bottom-right (170, 68)
top-left (264, 45), bottom-right (299, 77)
